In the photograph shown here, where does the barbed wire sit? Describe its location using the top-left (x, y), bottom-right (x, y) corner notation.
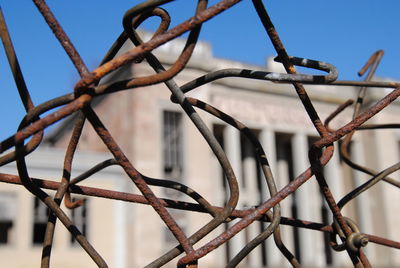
top-left (0, 0), bottom-right (399, 267)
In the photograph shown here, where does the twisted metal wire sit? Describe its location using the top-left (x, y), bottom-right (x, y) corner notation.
top-left (0, 0), bottom-right (399, 267)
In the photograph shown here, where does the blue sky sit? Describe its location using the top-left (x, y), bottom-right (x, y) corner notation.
top-left (0, 0), bottom-right (399, 140)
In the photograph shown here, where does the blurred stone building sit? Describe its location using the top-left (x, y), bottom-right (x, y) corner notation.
top-left (0, 31), bottom-right (399, 267)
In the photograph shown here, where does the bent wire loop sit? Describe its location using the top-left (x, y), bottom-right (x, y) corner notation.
top-left (168, 55), bottom-right (338, 101)
top-left (0, 0), bottom-right (399, 267)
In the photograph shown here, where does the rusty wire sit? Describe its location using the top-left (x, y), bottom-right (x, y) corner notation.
top-left (0, 0), bottom-right (399, 267)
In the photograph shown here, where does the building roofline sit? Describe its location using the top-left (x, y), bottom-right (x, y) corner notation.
top-left (43, 30), bottom-right (399, 144)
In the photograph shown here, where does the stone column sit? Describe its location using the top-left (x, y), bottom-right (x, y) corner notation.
top-left (260, 129), bottom-right (284, 267)
top-left (291, 133), bottom-right (324, 266)
top-left (242, 134), bottom-right (262, 266)
top-left (323, 144), bottom-right (347, 266)
top-left (223, 126), bottom-right (246, 260)
top-left (352, 138), bottom-right (373, 258)
top-left (114, 179), bottom-right (128, 268)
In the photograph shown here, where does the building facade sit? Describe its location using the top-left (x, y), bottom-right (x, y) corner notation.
top-left (1, 31), bottom-right (399, 267)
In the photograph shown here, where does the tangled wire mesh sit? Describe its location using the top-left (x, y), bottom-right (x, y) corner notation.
top-left (0, 0), bottom-right (399, 267)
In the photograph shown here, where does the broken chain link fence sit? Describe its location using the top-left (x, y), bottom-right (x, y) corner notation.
top-left (0, 0), bottom-right (399, 267)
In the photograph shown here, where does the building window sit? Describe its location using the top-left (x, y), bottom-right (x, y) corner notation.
top-left (70, 199), bottom-right (88, 245)
top-left (0, 192), bottom-right (16, 245)
top-left (213, 124), bottom-right (227, 189)
top-left (162, 111), bottom-right (185, 245)
top-left (163, 111), bottom-right (183, 181)
top-left (32, 197), bottom-right (49, 245)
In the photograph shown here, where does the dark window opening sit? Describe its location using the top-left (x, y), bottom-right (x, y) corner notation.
top-left (33, 197), bottom-right (49, 245)
top-left (162, 111), bottom-right (186, 245)
top-left (0, 221), bottom-right (13, 244)
top-left (213, 124), bottom-right (226, 189)
top-left (70, 199), bottom-right (88, 245)
top-left (240, 129), bottom-right (261, 189)
top-left (0, 192), bottom-right (16, 245)
top-left (240, 129), bottom-right (268, 265)
top-left (163, 111), bottom-right (183, 180)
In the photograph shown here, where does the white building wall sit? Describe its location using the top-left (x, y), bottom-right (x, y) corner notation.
top-left (0, 149), bottom-right (125, 268)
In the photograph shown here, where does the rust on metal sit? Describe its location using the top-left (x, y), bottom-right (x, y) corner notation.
top-left (0, 0), bottom-right (399, 267)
